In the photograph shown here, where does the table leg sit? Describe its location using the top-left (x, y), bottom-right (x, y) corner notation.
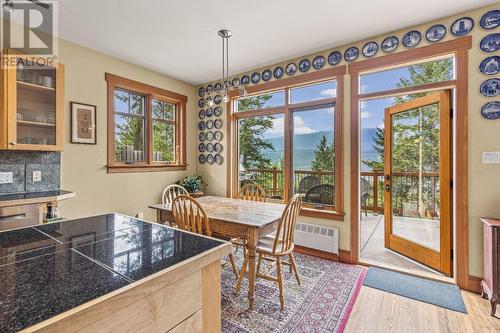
top-left (246, 228), bottom-right (258, 310)
top-left (156, 210), bottom-right (163, 224)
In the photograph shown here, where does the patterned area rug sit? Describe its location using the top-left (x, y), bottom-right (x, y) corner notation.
top-left (221, 251), bottom-right (366, 333)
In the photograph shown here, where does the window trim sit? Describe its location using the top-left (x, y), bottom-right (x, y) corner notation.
top-left (227, 66), bottom-right (346, 220)
top-left (105, 73), bottom-right (187, 173)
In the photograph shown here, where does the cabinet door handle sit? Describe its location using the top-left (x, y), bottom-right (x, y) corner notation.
top-left (9, 142), bottom-right (16, 145)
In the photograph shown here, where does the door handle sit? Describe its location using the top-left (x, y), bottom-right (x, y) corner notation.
top-left (385, 184), bottom-right (391, 192)
top-left (384, 174), bottom-right (391, 181)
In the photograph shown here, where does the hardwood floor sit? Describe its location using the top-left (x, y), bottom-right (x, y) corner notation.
top-left (345, 286), bottom-right (500, 333)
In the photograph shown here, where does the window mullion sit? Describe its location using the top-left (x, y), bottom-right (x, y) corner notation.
top-left (146, 95), bottom-right (153, 165)
top-left (283, 88), bottom-right (292, 203)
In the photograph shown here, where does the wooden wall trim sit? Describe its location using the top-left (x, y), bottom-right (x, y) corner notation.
top-left (294, 245), bottom-right (339, 261)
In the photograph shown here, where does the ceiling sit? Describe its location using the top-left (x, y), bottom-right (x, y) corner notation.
top-left (54, 0), bottom-right (494, 86)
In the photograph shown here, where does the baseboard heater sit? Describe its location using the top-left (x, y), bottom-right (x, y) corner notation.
top-left (294, 222), bottom-right (339, 255)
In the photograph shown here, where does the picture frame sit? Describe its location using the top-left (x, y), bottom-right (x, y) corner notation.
top-left (71, 102), bottom-right (97, 144)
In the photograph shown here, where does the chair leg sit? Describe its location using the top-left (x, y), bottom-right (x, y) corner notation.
top-left (235, 255), bottom-right (248, 294)
top-left (276, 257), bottom-right (285, 311)
top-left (289, 253), bottom-right (301, 285)
top-left (229, 253), bottom-right (239, 279)
top-left (256, 253), bottom-right (263, 274)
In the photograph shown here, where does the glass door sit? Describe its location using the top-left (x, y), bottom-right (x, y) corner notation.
top-left (383, 91), bottom-right (452, 275)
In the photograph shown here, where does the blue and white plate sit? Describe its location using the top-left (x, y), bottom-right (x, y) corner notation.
top-left (214, 95), bottom-right (222, 105)
top-left (480, 33), bottom-right (500, 53)
top-left (198, 98), bottom-right (206, 108)
top-left (381, 36), bottom-right (399, 52)
top-left (285, 63), bottom-right (297, 76)
top-left (213, 106), bottom-right (222, 117)
top-left (205, 107), bottom-right (213, 117)
top-left (198, 143), bottom-right (206, 152)
top-left (199, 109), bottom-right (206, 119)
top-left (312, 55), bottom-right (325, 69)
top-left (206, 154), bottom-right (214, 164)
top-left (214, 143), bottom-right (223, 153)
top-left (206, 143), bottom-right (214, 153)
top-left (451, 17), bottom-right (474, 36)
top-left (241, 75), bottom-right (250, 85)
top-left (402, 30), bottom-right (421, 48)
top-left (206, 131), bottom-right (214, 141)
top-left (262, 69), bottom-right (272, 81)
top-left (479, 56), bottom-right (500, 75)
top-left (206, 84), bottom-right (213, 94)
top-left (214, 154), bottom-right (223, 165)
top-left (480, 78), bottom-right (500, 97)
top-left (199, 132), bottom-right (206, 142)
top-left (362, 42), bottom-right (378, 57)
top-left (274, 66), bottom-right (284, 79)
top-left (214, 118), bottom-right (223, 129)
top-left (199, 154), bottom-right (206, 164)
top-left (198, 121), bottom-right (206, 130)
top-left (232, 77), bottom-right (240, 87)
top-left (480, 10), bottom-right (500, 30)
top-left (299, 59), bottom-right (311, 72)
top-left (224, 80), bottom-right (231, 89)
top-left (481, 101), bottom-right (500, 120)
top-left (214, 130), bottom-right (223, 141)
top-left (344, 47), bottom-right (359, 62)
top-left (214, 82), bottom-right (222, 93)
top-left (328, 51), bottom-right (342, 65)
top-left (198, 87), bottom-right (205, 97)
top-left (426, 24), bottom-right (446, 42)
top-left (251, 72), bottom-right (261, 84)
top-left (206, 119), bottom-right (214, 129)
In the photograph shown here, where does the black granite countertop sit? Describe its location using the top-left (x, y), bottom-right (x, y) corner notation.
top-left (0, 213), bottom-right (224, 332)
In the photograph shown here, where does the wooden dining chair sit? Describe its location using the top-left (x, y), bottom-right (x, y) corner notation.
top-left (235, 194), bottom-right (302, 310)
top-left (162, 184), bottom-right (189, 205)
top-left (172, 195), bottom-right (239, 279)
top-left (239, 182), bottom-right (267, 202)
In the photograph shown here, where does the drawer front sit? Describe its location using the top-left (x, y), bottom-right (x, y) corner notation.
top-left (0, 204), bottom-right (40, 231)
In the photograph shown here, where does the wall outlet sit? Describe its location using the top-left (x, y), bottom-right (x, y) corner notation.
top-left (482, 152), bottom-right (500, 164)
top-left (0, 172), bottom-right (13, 184)
top-left (32, 170), bottom-right (42, 182)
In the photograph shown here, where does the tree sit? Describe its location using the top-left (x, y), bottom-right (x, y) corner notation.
top-left (311, 134), bottom-right (334, 171)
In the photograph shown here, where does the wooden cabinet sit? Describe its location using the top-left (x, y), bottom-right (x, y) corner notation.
top-left (0, 49), bottom-right (64, 151)
top-left (480, 217), bottom-right (500, 316)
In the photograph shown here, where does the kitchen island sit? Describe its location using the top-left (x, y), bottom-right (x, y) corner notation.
top-left (0, 213), bottom-right (231, 333)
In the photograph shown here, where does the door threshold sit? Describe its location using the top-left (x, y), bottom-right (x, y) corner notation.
top-left (359, 258), bottom-right (455, 285)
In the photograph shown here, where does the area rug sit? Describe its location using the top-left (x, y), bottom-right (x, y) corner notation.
top-left (363, 267), bottom-right (467, 313)
top-left (221, 252), bottom-right (366, 333)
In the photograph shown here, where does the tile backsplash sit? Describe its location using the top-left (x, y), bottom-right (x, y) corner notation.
top-left (0, 151), bottom-right (61, 194)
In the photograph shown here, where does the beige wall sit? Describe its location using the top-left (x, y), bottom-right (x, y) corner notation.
top-left (197, 3), bottom-right (500, 277)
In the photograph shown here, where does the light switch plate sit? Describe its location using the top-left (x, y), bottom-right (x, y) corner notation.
top-left (482, 152), bottom-right (500, 164)
top-left (0, 172), bottom-right (13, 184)
top-left (32, 170), bottom-right (42, 182)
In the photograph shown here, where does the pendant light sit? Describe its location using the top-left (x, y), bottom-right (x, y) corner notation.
top-left (217, 29), bottom-right (247, 102)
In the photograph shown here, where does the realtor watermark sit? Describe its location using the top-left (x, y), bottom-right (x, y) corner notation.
top-left (1, 0), bottom-right (58, 66)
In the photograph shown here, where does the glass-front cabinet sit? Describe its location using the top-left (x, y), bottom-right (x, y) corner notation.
top-left (0, 50), bottom-right (64, 151)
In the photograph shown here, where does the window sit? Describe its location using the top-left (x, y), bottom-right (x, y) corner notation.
top-left (106, 73), bottom-right (187, 173)
top-left (230, 69), bottom-right (345, 219)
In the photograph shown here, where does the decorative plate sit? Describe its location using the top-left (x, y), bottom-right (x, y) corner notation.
top-left (362, 42), bottom-right (378, 57)
top-left (479, 56), bottom-right (500, 75)
top-left (214, 154), bottom-right (223, 165)
top-left (402, 30), bottom-right (421, 48)
top-left (198, 121), bottom-right (206, 130)
top-left (206, 131), bottom-right (214, 141)
top-left (241, 75), bottom-right (250, 85)
top-left (451, 17), bottom-right (474, 36)
top-left (206, 84), bottom-right (213, 94)
top-left (312, 55), bottom-right (325, 70)
top-left (480, 78), bottom-right (500, 97)
top-left (206, 119), bottom-right (214, 129)
top-left (232, 77), bottom-right (240, 87)
top-left (262, 69), bottom-right (272, 81)
top-left (214, 130), bottom-right (223, 141)
top-left (224, 80), bottom-right (231, 89)
top-left (328, 51), bottom-right (342, 65)
top-left (206, 154), bottom-right (214, 164)
top-left (205, 95), bottom-right (213, 106)
top-left (214, 118), bottom-right (223, 129)
top-left (480, 33), bottom-right (500, 53)
top-left (206, 143), bottom-right (214, 153)
top-left (299, 59), bottom-right (311, 72)
top-left (198, 98), bottom-right (206, 108)
top-left (214, 143), bottom-right (223, 153)
top-left (480, 10), bottom-right (500, 30)
top-left (214, 94), bottom-right (222, 105)
top-left (274, 66), bottom-right (284, 79)
top-left (198, 87), bottom-right (205, 97)
top-left (426, 24), bottom-right (446, 42)
top-left (251, 72), bottom-right (261, 84)
top-left (285, 63), bottom-right (297, 76)
top-left (199, 109), bottom-right (206, 119)
top-left (381, 36), bottom-right (399, 52)
top-left (214, 82), bottom-right (222, 93)
top-left (344, 47), bottom-right (359, 62)
top-left (199, 154), bottom-right (206, 164)
top-left (481, 101), bottom-right (500, 120)
top-left (199, 132), bottom-right (206, 142)
top-left (205, 107), bottom-right (213, 117)
top-left (198, 143), bottom-right (206, 152)
top-left (213, 106), bottom-right (222, 117)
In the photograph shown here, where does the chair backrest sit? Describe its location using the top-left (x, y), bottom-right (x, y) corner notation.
top-left (172, 195), bottom-right (211, 236)
top-left (239, 182), bottom-right (267, 202)
top-left (273, 194), bottom-right (302, 255)
top-left (298, 175), bottom-right (321, 194)
top-left (304, 184), bottom-right (334, 205)
top-left (162, 184), bottom-right (189, 204)
top-left (360, 177), bottom-right (371, 195)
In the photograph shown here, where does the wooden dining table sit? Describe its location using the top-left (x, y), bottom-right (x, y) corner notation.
top-left (149, 195), bottom-right (286, 310)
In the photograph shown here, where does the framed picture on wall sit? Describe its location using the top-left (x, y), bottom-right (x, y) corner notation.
top-left (71, 102), bottom-right (96, 144)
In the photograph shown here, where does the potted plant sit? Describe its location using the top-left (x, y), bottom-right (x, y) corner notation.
top-left (176, 175), bottom-right (206, 197)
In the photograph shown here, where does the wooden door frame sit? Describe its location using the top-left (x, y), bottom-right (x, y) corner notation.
top-left (383, 91), bottom-right (452, 275)
top-left (349, 37), bottom-right (476, 291)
